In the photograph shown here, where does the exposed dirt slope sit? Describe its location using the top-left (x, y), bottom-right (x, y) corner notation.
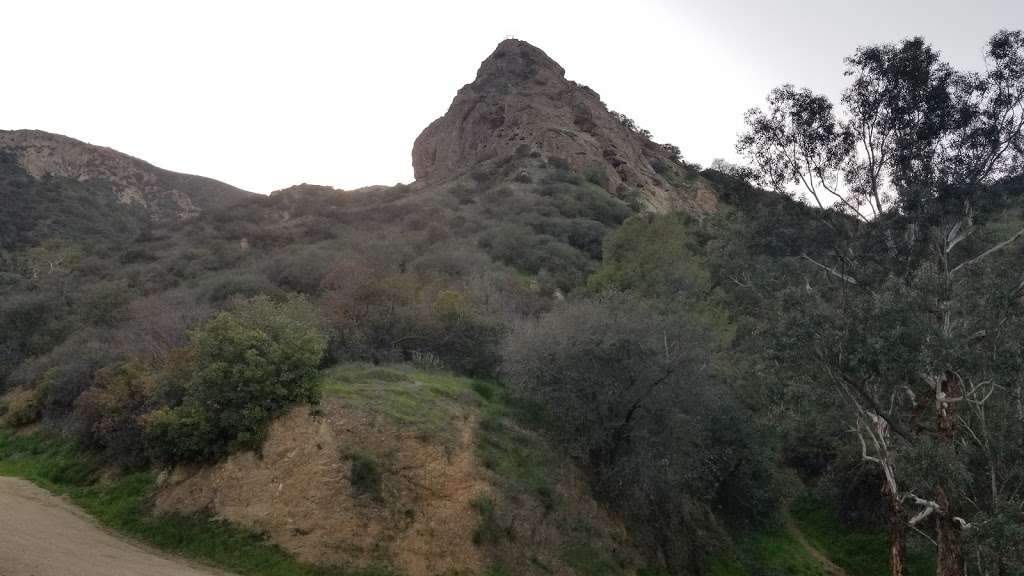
top-left (0, 476), bottom-right (230, 576)
top-left (155, 399), bottom-right (489, 574)
top-left (154, 365), bottom-right (644, 576)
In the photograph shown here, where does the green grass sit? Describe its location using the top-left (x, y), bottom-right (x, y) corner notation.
top-left (319, 363), bottom-right (486, 446)
top-left (470, 496), bottom-right (510, 546)
top-left (348, 452), bottom-right (384, 502)
top-left (708, 524), bottom-right (827, 576)
top-left (475, 402), bottom-right (557, 512)
top-left (564, 541), bottom-right (622, 576)
top-left (0, 430), bottom-right (393, 576)
top-left (321, 363), bottom-right (554, 507)
top-left (791, 496), bottom-right (934, 576)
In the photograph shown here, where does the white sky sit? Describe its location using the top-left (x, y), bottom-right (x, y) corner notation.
top-left (2, 0), bottom-right (1021, 193)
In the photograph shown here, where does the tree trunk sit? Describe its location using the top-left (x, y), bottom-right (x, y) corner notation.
top-left (935, 371), bottom-right (964, 576)
top-left (886, 485), bottom-right (908, 576)
top-left (936, 485), bottom-right (963, 576)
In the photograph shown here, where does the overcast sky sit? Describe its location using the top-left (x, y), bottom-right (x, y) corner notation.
top-left (2, 0), bottom-right (1021, 193)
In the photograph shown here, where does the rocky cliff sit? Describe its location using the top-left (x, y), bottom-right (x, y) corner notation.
top-left (412, 39), bottom-right (717, 214)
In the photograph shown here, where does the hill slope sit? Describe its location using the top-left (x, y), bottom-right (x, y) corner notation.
top-left (0, 130), bottom-right (250, 249)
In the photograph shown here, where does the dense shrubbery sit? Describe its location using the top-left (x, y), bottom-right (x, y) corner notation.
top-left (0, 134), bottom-right (774, 574)
top-left (321, 262), bottom-right (503, 377)
top-left (145, 295), bottom-right (327, 462)
top-left (503, 286), bottom-right (782, 572)
top-left (0, 152), bottom-right (145, 250)
top-left (71, 361), bottom-right (156, 468)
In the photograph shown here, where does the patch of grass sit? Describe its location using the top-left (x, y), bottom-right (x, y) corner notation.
top-left (475, 403), bottom-right (557, 512)
top-left (471, 496), bottom-right (511, 546)
top-left (0, 430), bottom-right (393, 576)
top-left (708, 524), bottom-right (826, 576)
top-left (319, 363), bottom-right (481, 445)
top-left (791, 495), bottom-right (934, 576)
top-left (348, 452), bottom-right (383, 503)
top-left (470, 380), bottom-right (500, 402)
top-left (564, 541), bottom-right (619, 576)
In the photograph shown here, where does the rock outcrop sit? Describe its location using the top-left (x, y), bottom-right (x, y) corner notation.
top-left (0, 130), bottom-right (250, 221)
top-left (412, 39), bottom-right (717, 213)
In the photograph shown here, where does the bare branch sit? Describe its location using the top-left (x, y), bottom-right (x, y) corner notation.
top-left (802, 253), bottom-right (858, 285)
top-left (904, 493), bottom-right (942, 526)
top-left (951, 226), bottom-right (1024, 275)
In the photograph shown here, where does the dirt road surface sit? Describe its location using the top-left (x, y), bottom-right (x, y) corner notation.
top-left (0, 476), bottom-right (229, 576)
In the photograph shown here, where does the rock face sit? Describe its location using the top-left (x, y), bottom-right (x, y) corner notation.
top-left (412, 39), bottom-right (717, 213)
top-left (0, 129), bottom-right (250, 221)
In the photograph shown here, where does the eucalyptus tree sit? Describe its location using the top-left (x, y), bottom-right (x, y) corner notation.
top-left (739, 30), bottom-right (1024, 576)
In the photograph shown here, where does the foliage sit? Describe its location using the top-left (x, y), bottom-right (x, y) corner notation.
top-left (322, 267), bottom-right (503, 376)
top-left (0, 388), bottom-right (41, 427)
top-left (737, 29), bottom-right (1024, 576)
top-left (738, 31), bottom-right (1024, 220)
top-left (791, 496), bottom-right (933, 576)
top-left (71, 361), bottom-right (156, 468)
top-left (471, 497), bottom-right (511, 546)
top-left (587, 214), bottom-right (710, 301)
top-left (503, 293), bottom-right (782, 573)
top-left (348, 452), bottom-right (384, 502)
top-left (146, 295), bottom-right (327, 463)
top-left (0, 152), bottom-right (145, 250)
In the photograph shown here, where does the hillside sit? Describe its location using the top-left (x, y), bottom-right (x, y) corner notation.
top-left (0, 39), bottom-right (738, 576)
top-left (3, 32), bottom-right (1023, 576)
top-left (0, 129), bottom-right (251, 249)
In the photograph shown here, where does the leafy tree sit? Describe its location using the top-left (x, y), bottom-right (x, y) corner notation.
top-left (738, 30), bottom-right (1024, 576)
top-left (503, 293), bottom-right (780, 572)
top-left (708, 158), bottom-right (757, 183)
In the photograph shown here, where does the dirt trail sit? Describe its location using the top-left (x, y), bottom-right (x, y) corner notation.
top-left (0, 476), bottom-right (229, 576)
top-left (783, 503), bottom-right (849, 576)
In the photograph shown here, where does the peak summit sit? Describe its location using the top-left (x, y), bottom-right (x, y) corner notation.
top-left (473, 39), bottom-right (566, 89)
top-left (411, 40), bottom-right (716, 213)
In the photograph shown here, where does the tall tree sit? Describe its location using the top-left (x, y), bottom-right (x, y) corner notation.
top-left (739, 30), bottom-right (1024, 576)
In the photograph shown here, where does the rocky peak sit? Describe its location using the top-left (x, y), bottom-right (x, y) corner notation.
top-left (0, 129), bottom-right (250, 221)
top-left (471, 39), bottom-right (566, 93)
top-left (412, 40), bottom-right (716, 214)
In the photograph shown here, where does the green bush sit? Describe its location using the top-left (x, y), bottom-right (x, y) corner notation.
top-left (146, 295), bottom-right (327, 463)
top-left (428, 290), bottom-right (503, 377)
top-left (348, 453), bottom-right (383, 502)
top-left (471, 497), bottom-right (511, 546)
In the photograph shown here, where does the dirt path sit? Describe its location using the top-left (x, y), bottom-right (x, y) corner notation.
top-left (0, 476), bottom-right (230, 576)
top-left (782, 503), bottom-right (849, 576)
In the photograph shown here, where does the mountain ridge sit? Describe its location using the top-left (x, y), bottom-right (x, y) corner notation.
top-left (0, 129), bottom-right (251, 222)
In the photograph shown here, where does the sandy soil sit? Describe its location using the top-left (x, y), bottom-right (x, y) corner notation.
top-left (154, 401), bottom-right (490, 575)
top-left (0, 476), bottom-right (228, 576)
